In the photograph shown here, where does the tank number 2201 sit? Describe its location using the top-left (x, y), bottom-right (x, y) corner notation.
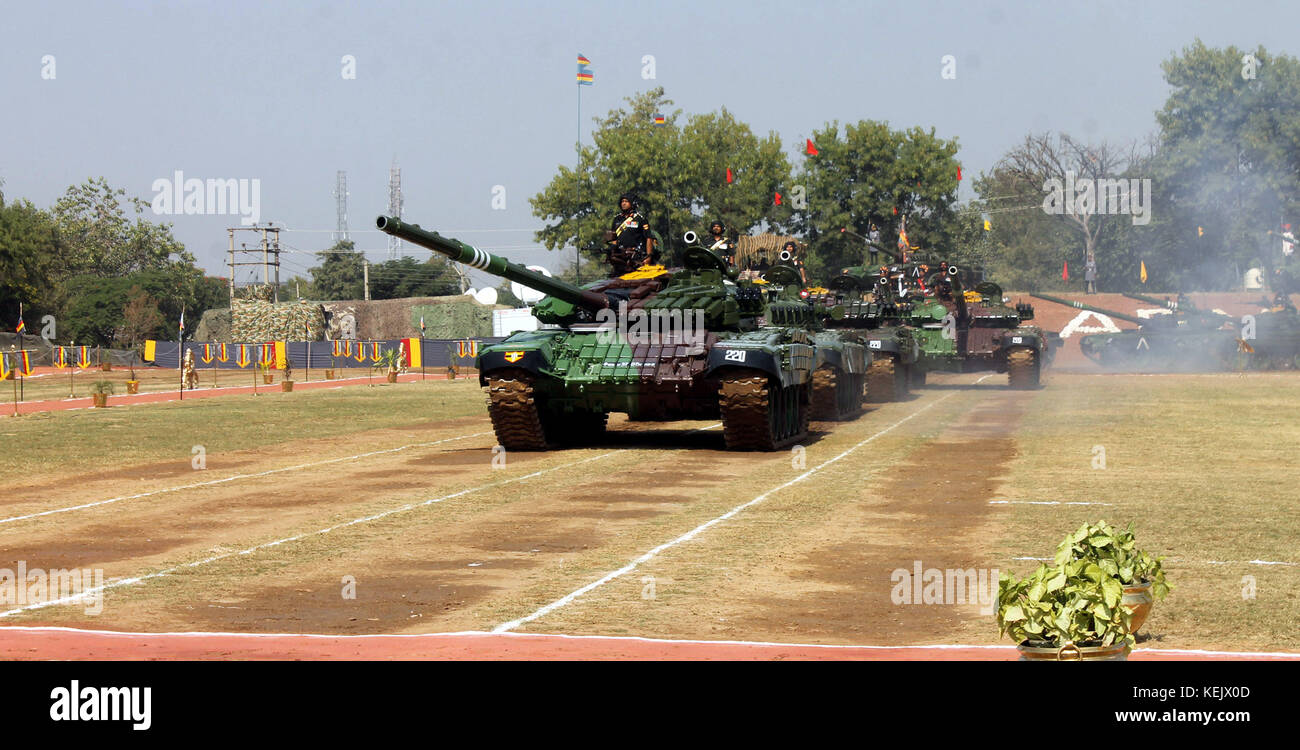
top-left (724, 350), bottom-right (747, 362)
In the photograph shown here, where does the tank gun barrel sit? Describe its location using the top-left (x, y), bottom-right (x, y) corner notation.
top-left (1121, 291), bottom-right (1229, 319)
top-left (1029, 293), bottom-right (1148, 326)
top-left (841, 228), bottom-right (901, 261)
top-left (376, 216), bottom-right (609, 311)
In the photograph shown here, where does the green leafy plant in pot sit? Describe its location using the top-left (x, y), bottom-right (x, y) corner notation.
top-left (90, 380), bottom-right (115, 408)
top-left (377, 349), bottom-right (401, 383)
top-left (1054, 521), bottom-right (1170, 633)
top-left (997, 559), bottom-right (1134, 661)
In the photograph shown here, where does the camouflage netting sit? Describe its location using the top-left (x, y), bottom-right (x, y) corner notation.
top-left (231, 299), bottom-right (327, 342)
top-left (735, 234), bottom-right (804, 268)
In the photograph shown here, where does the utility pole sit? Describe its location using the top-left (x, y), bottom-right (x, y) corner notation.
top-left (228, 225), bottom-right (281, 302)
top-left (363, 260), bottom-right (371, 301)
top-left (227, 229), bottom-right (236, 308)
top-left (335, 170), bottom-right (350, 243)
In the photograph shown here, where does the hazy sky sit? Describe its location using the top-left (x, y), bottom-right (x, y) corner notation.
top-left (3, 0), bottom-right (1297, 289)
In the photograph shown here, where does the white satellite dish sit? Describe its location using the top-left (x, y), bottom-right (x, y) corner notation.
top-left (473, 287), bottom-right (498, 305)
top-left (465, 287), bottom-right (478, 297)
top-left (512, 265), bottom-right (553, 304)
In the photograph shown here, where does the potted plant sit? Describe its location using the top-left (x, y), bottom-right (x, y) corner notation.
top-left (378, 349), bottom-right (401, 383)
top-left (259, 361), bottom-right (274, 385)
top-left (997, 560), bottom-right (1134, 661)
top-left (90, 380), bottom-right (115, 408)
top-left (1053, 521), bottom-right (1171, 633)
top-left (281, 360), bottom-right (294, 392)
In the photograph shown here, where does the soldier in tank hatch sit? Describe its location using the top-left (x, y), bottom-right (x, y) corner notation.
top-left (706, 220), bottom-right (735, 267)
top-left (605, 193), bottom-right (655, 275)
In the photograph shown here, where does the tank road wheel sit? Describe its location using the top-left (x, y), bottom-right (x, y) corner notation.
top-left (812, 367), bottom-right (864, 421)
top-left (866, 356), bottom-right (899, 403)
top-left (486, 370), bottom-right (550, 450)
top-left (1007, 348), bottom-right (1040, 390)
top-left (719, 375), bottom-right (809, 450)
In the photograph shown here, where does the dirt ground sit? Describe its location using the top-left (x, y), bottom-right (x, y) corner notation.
top-left (1, 367), bottom-right (1295, 657)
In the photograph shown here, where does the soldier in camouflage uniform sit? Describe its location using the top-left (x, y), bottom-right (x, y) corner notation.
top-left (182, 349), bottom-right (199, 389)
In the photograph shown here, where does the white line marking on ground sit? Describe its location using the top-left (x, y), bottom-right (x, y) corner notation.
top-left (0, 423), bottom-right (723, 618)
top-left (0, 431), bottom-right (493, 526)
top-left (492, 379), bottom-right (991, 633)
top-left (989, 500), bottom-right (1115, 506)
top-left (3, 626), bottom-right (1294, 658)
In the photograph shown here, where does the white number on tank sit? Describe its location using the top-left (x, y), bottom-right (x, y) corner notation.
top-left (868, 340), bottom-right (883, 349)
top-left (724, 350), bottom-right (747, 362)
top-left (1011, 336), bottom-right (1023, 344)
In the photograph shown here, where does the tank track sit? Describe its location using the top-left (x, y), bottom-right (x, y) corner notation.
top-left (812, 366), bottom-right (864, 421)
top-left (865, 355), bottom-right (907, 403)
top-left (486, 370), bottom-right (550, 450)
top-left (719, 375), bottom-right (808, 450)
top-left (1007, 348), bottom-right (1039, 390)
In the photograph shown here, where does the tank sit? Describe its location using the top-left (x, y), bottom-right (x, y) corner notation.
top-left (813, 233), bottom-right (920, 402)
top-left (1029, 293), bottom-right (1243, 371)
top-left (829, 255), bottom-right (1049, 389)
top-left (377, 216), bottom-right (865, 449)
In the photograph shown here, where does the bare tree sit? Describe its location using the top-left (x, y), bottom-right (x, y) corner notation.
top-left (996, 132), bottom-right (1139, 264)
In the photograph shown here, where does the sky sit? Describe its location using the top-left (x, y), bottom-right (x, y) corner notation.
top-left (3, 0), bottom-right (1298, 290)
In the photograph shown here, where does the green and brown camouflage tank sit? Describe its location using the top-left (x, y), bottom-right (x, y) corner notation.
top-left (377, 217), bottom-right (868, 450)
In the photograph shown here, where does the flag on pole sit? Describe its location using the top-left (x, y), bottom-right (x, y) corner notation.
top-left (577, 54), bottom-right (593, 85)
top-left (419, 316), bottom-right (426, 336)
top-left (1062, 261), bottom-right (1069, 281)
top-left (179, 308), bottom-right (185, 339)
top-left (16, 351), bottom-right (32, 376)
top-left (725, 168), bottom-right (733, 184)
top-left (774, 192), bottom-right (782, 205)
top-left (805, 139), bottom-right (819, 156)
top-left (957, 166), bottom-right (962, 181)
top-left (653, 113), bottom-right (666, 126)
top-left (15, 302), bottom-right (24, 334)
top-left (1140, 261), bottom-right (1148, 284)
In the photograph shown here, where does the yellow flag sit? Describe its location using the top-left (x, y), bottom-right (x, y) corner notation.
top-left (1140, 261), bottom-right (1148, 283)
top-left (983, 219), bottom-right (991, 231)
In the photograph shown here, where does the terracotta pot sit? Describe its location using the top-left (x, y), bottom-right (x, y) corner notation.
top-left (386, 371), bottom-right (398, 383)
top-left (92, 393), bottom-right (108, 408)
top-left (1123, 580), bottom-right (1155, 633)
top-left (1017, 640), bottom-right (1130, 661)
top-left (281, 380), bottom-right (294, 392)
top-left (263, 375), bottom-right (274, 385)
top-left (325, 369), bottom-right (335, 379)
top-left (101, 362), bottom-right (112, 372)
top-left (126, 380), bottom-right (140, 394)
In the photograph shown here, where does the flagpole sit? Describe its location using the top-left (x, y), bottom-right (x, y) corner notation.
top-left (576, 78), bottom-right (582, 285)
top-left (16, 302), bottom-right (22, 403)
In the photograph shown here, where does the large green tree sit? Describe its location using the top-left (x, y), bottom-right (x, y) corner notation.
top-left (368, 255), bottom-right (461, 299)
top-left (0, 189), bottom-right (61, 327)
top-left (531, 87), bottom-right (791, 270)
top-left (51, 177), bottom-right (192, 277)
top-left (307, 240), bottom-right (365, 300)
top-left (57, 270), bottom-right (225, 346)
top-left (791, 121), bottom-right (964, 280)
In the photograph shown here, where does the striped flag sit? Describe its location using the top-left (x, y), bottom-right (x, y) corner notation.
top-left (577, 53), bottom-right (593, 85)
top-left (15, 302), bottom-right (24, 334)
top-left (653, 113), bottom-right (666, 126)
top-left (179, 308), bottom-right (185, 338)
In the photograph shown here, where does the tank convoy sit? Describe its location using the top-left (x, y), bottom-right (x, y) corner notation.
top-left (377, 216), bottom-right (869, 451)
top-left (809, 231), bottom-right (1050, 390)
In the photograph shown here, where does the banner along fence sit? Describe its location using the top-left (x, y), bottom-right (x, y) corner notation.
top-left (143, 338), bottom-right (507, 371)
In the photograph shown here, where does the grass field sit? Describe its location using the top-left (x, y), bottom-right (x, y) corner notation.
top-left (0, 369), bottom-right (1295, 652)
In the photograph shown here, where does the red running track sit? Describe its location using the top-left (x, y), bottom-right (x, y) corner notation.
top-left (1, 628), bottom-right (1296, 660)
top-left (0, 371), bottom-right (452, 417)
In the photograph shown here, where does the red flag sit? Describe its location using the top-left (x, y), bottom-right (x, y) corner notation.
top-left (774, 192), bottom-right (782, 205)
top-left (957, 166), bottom-right (962, 181)
top-left (892, 206), bottom-right (897, 215)
top-left (726, 168), bottom-right (733, 184)
top-left (1062, 261), bottom-right (1069, 281)
top-left (805, 139), bottom-right (818, 156)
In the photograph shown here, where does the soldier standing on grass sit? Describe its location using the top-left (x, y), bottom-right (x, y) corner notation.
top-left (1084, 252), bottom-right (1098, 295)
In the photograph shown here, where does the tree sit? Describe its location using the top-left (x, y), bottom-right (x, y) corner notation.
top-left (531, 87), bottom-right (791, 271)
top-left (118, 286), bottom-right (166, 351)
top-left (368, 255), bottom-right (461, 299)
top-left (57, 270), bottom-right (225, 346)
top-left (791, 121), bottom-right (963, 280)
top-left (308, 240), bottom-right (365, 300)
top-left (0, 192), bottom-right (61, 326)
top-left (51, 177), bottom-right (191, 277)
top-left (1150, 40), bottom-right (1300, 289)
